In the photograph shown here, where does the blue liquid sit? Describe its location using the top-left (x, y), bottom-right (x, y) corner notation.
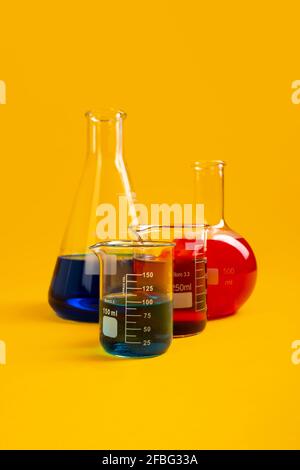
top-left (48, 255), bottom-right (99, 322)
top-left (100, 294), bottom-right (172, 358)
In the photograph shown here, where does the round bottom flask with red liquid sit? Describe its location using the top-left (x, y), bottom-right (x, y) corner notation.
top-left (194, 161), bottom-right (257, 320)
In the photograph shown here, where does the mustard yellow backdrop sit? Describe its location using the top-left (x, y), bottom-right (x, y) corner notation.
top-left (0, 0), bottom-right (299, 449)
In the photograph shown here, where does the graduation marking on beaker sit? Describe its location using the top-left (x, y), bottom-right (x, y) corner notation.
top-left (194, 257), bottom-right (206, 312)
top-left (125, 273), bottom-right (144, 344)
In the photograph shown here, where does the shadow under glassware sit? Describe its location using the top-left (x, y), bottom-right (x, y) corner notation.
top-left (132, 225), bottom-right (208, 337)
top-left (90, 240), bottom-right (174, 358)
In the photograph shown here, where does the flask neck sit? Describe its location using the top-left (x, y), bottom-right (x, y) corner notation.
top-left (85, 110), bottom-right (138, 232)
top-left (86, 110), bottom-right (125, 161)
top-left (194, 161), bottom-right (225, 227)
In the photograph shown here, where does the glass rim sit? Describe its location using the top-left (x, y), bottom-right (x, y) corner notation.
top-left (193, 160), bottom-right (226, 169)
top-left (90, 240), bottom-right (175, 250)
top-left (85, 108), bottom-right (127, 123)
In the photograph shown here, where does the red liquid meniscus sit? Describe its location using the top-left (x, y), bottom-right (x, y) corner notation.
top-left (206, 231), bottom-right (257, 319)
top-left (173, 239), bottom-right (207, 336)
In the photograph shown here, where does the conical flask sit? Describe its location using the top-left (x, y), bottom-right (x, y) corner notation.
top-left (194, 161), bottom-right (257, 319)
top-left (49, 109), bottom-right (137, 322)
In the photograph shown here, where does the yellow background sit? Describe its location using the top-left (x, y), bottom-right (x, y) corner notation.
top-left (0, 0), bottom-right (300, 449)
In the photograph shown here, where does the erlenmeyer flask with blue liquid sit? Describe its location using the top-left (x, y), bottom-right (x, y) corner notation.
top-left (48, 109), bottom-right (137, 322)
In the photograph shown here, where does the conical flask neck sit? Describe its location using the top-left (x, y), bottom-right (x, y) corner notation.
top-left (85, 110), bottom-right (138, 239)
top-left (86, 110), bottom-right (126, 161)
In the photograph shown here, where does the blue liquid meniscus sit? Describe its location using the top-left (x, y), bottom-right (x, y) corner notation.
top-left (48, 254), bottom-right (99, 322)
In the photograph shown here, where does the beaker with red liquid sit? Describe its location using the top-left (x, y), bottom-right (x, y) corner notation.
top-left (194, 161), bottom-right (257, 319)
top-left (173, 236), bottom-right (207, 336)
top-left (134, 225), bottom-right (208, 337)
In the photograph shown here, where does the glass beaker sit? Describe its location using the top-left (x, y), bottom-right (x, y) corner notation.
top-left (194, 161), bottom-right (257, 319)
top-left (90, 240), bottom-right (174, 358)
top-left (133, 225), bottom-right (208, 337)
top-left (49, 109), bottom-right (137, 322)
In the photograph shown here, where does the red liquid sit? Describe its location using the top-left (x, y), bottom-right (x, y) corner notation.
top-left (173, 239), bottom-right (207, 336)
top-left (206, 232), bottom-right (257, 319)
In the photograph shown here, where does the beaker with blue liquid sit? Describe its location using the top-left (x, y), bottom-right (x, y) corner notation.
top-left (90, 240), bottom-right (174, 358)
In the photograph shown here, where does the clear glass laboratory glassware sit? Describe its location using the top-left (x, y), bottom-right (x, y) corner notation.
top-left (90, 240), bottom-right (174, 358)
top-left (48, 109), bottom-right (137, 322)
top-left (134, 225), bottom-right (208, 337)
top-left (194, 161), bottom-right (257, 319)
